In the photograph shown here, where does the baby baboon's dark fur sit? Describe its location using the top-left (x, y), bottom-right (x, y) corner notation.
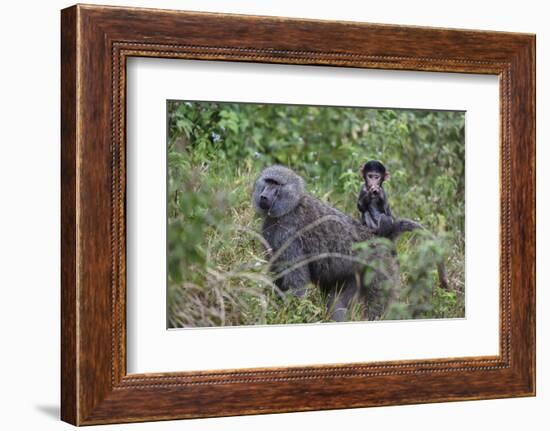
top-left (253, 165), bottom-right (399, 321)
top-left (357, 161), bottom-right (449, 290)
top-left (357, 160), bottom-right (424, 241)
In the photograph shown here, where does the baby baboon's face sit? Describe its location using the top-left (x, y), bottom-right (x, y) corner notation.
top-left (365, 172), bottom-right (383, 191)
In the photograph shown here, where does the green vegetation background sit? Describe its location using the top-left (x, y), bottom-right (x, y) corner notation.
top-left (167, 101), bottom-right (465, 328)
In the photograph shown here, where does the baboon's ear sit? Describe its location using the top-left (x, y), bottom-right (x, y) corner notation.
top-left (384, 171), bottom-right (390, 181)
top-left (359, 164), bottom-right (366, 180)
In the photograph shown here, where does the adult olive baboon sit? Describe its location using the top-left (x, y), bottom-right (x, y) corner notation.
top-left (253, 165), bottom-right (400, 321)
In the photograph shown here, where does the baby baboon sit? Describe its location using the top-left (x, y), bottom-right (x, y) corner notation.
top-left (357, 160), bottom-right (449, 289)
top-left (357, 160), bottom-right (423, 240)
top-left (357, 160), bottom-right (393, 232)
top-left (253, 165), bottom-right (400, 321)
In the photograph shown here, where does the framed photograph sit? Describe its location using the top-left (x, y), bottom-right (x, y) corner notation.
top-left (61, 4), bottom-right (535, 425)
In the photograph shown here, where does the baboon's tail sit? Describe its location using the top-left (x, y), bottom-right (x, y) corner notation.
top-left (437, 261), bottom-right (449, 290)
top-left (389, 218), bottom-right (424, 240)
top-left (391, 218), bottom-right (450, 290)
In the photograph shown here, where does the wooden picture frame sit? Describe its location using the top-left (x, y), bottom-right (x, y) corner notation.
top-left (61, 4), bottom-right (535, 425)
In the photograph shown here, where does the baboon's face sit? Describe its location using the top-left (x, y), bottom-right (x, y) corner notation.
top-left (253, 169), bottom-right (303, 219)
top-left (360, 161), bottom-right (389, 201)
top-left (363, 172), bottom-right (382, 202)
top-left (365, 172), bottom-right (383, 192)
top-left (258, 178), bottom-right (280, 212)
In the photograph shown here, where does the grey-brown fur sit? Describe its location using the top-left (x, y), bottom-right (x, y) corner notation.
top-left (253, 165), bottom-right (399, 321)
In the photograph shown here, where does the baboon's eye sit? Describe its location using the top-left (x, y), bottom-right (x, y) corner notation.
top-left (265, 178), bottom-right (280, 186)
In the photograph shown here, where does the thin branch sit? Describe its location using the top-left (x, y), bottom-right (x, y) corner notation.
top-left (234, 224), bottom-right (273, 257)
